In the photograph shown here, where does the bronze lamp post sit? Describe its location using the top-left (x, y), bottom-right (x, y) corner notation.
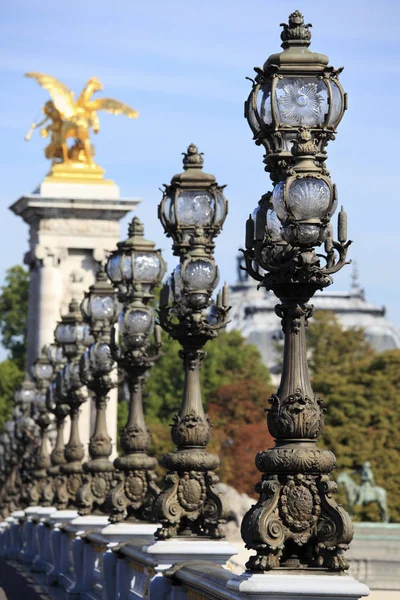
top-left (53, 299), bottom-right (94, 508)
top-left (241, 11), bottom-right (352, 572)
top-left (154, 144), bottom-right (230, 539)
top-left (106, 217), bottom-right (166, 523)
top-left (29, 347), bottom-right (55, 506)
top-left (76, 266), bottom-right (119, 514)
top-left (45, 343), bottom-right (69, 509)
top-left (11, 375), bottom-right (37, 511)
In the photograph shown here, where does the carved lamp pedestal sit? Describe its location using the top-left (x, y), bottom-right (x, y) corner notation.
top-left (154, 145), bottom-right (230, 539)
top-left (105, 218), bottom-right (166, 523)
top-left (240, 11), bottom-right (358, 576)
top-left (76, 267), bottom-right (119, 515)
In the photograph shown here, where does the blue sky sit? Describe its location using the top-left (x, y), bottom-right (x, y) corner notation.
top-left (1, 0), bottom-right (400, 340)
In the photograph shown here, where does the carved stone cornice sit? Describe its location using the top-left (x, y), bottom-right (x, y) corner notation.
top-left (24, 245), bottom-right (68, 270)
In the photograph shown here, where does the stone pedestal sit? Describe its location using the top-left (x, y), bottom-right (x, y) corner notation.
top-left (227, 573), bottom-right (370, 600)
top-left (143, 539), bottom-right (238, 568)
top-left (46, 509), bottom-right (79, 585)
top-left (144, 539), bottom-right (238, 600)
top-left (10, 179), bottom-right (139, 460)
top-left (20, 506), bottom-right (48, 564)
top-left (72, 521), bottom-right (159, 599)
top-left (58, 515), bottom-right (110, 593)
top-left (347, 523), bottom-right (400, 590)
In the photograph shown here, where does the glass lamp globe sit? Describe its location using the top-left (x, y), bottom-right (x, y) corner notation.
top-left (272, 176), bottom-right (336, 247)
top-left (159, 144), bottom-right (228, 252)
top-left (119, 305), bottom-right (153, 351)
top-left (47, 343), bottom-right (65, 367)
top-left (107, 217), bottom-right (165, 297)
top-left (171, 265), bottom-right (184, 300)
top-left (31, 350), bottom-right (54, 384)
top-left (92, 342), bottom-right (113, 375)
top-left (266, 208), bottom-right (283, 243)
top-left (14, 375), bottom-right (36, 406)
top-left (80, 267), bottom-right (118, 327)
top-left (182, 259), bottom-right (219, 293)
top-left (54, 298), bottom-right (85, 357)
top-left (245, 11), bottom-right (346, 159)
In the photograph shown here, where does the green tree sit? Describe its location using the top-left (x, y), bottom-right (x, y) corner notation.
top-left (307, 311), bottom-right (400, 522)
top-left (143, 330), bottom-right (270, 423)
top-left (0, 360), bottom-right (23, 429)
top-left (208, 378), bottom-right (274, 496)
top-left (0, 265), bottom-right (29, 370)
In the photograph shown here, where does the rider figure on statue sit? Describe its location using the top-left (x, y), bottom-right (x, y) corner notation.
top-left (354, 461), bottom-right (375, 505)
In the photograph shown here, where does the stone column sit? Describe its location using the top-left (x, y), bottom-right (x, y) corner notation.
top-left (25, 247), bottom-right (66, 370)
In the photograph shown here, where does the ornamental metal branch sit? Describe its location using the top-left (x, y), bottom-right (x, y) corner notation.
top-left (106, 283), bottom-right (162, 523)
top-left (240, 12), bottom-right (354, 574)
top-left (76, 269), bottom-right (118, 515)
top-left (153, 228), bottom-right (230, 539)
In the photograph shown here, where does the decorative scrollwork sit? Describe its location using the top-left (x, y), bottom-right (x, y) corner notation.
top-left (267, 388), bottom-right (324, 439)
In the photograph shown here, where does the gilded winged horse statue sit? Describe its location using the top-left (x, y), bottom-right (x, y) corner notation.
top-left (25, 73), bottom-right (138, 168)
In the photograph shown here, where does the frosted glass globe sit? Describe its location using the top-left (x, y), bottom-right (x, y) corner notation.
top-left (177, 191), bottom-right (215, 226)
top-left (134, 253), bottom-right (161, 283)
top-left (275, 77), bottom-right (329, 127)
top-left (183, 260), bottom-right (218, 291)
top-left (36, 363), bottom-right (53, 380)
top-left (272, 182), bottom-right (287, 221)
top-left (125, 310), bottom-right (152, 335)
top-left (91, 296), bottom-right (115, 320)
top-left (266, 209), bottom-right (283, 242)
top-left (288, 178), bottom-right (330, 220)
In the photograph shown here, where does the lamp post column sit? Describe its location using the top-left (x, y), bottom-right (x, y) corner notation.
top-left (240, 11), bottom-right (354, 573)
top-left (105, 219), bottom-right (166, 523)
top-left (54, 299), bottom-right (93, 509)
top-left (76, 267), bottom-right (118, 515)
top-left (154, 145), bottom-right (230, 539)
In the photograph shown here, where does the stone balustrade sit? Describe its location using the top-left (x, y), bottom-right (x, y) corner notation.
top-left (0, 507), bottom-right (370, 600)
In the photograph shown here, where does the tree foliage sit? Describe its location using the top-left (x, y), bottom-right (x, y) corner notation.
top-left (0, 265), bottom-right (29, 370)
top-left (208, 379), bottom-right (274, 497)
top-left (0, 359), bottom-right (23, 429)
top-left (116, 330), bottom-right (273, 491)
top-left (143, 330), bottom-right (270, 423)
top-left (308, 311), bottom-right (400, 522)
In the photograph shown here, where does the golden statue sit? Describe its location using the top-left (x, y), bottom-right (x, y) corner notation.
top-left (25, 73), bottom-right (139, 183)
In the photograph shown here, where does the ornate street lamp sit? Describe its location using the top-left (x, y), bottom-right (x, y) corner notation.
top-left (0, 427), bottom-right (16, 517)
top-left (158, 142), bottom-right (228, 255)
top-left (241, 12), bottom-right (352, 572)
top-left (76, 266), bottom-right (119, 514)
top-left (54, 298), bottom-right (93, 509)
top-left (45, 342), bottom-right (69, 508)
top-left (2, 374), bottom-right (37, 515)
top-left (106, 217), bottom-right (165, 523)
top-left (11, 375), bottom-right (37, 510)
top-left (245, 9), bottom-right (346, 181)
top-left (29, 347), bottom-right (55, 506)
top-left (154, 144), bottom-right (230, 539)
top-left (106, 216), bottom-right (166, 302)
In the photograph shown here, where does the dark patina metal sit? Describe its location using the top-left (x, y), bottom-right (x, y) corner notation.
top-left (154, 145), bottom-right (230, 539)
top-left (240, 12), bottom-right (354, 572)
